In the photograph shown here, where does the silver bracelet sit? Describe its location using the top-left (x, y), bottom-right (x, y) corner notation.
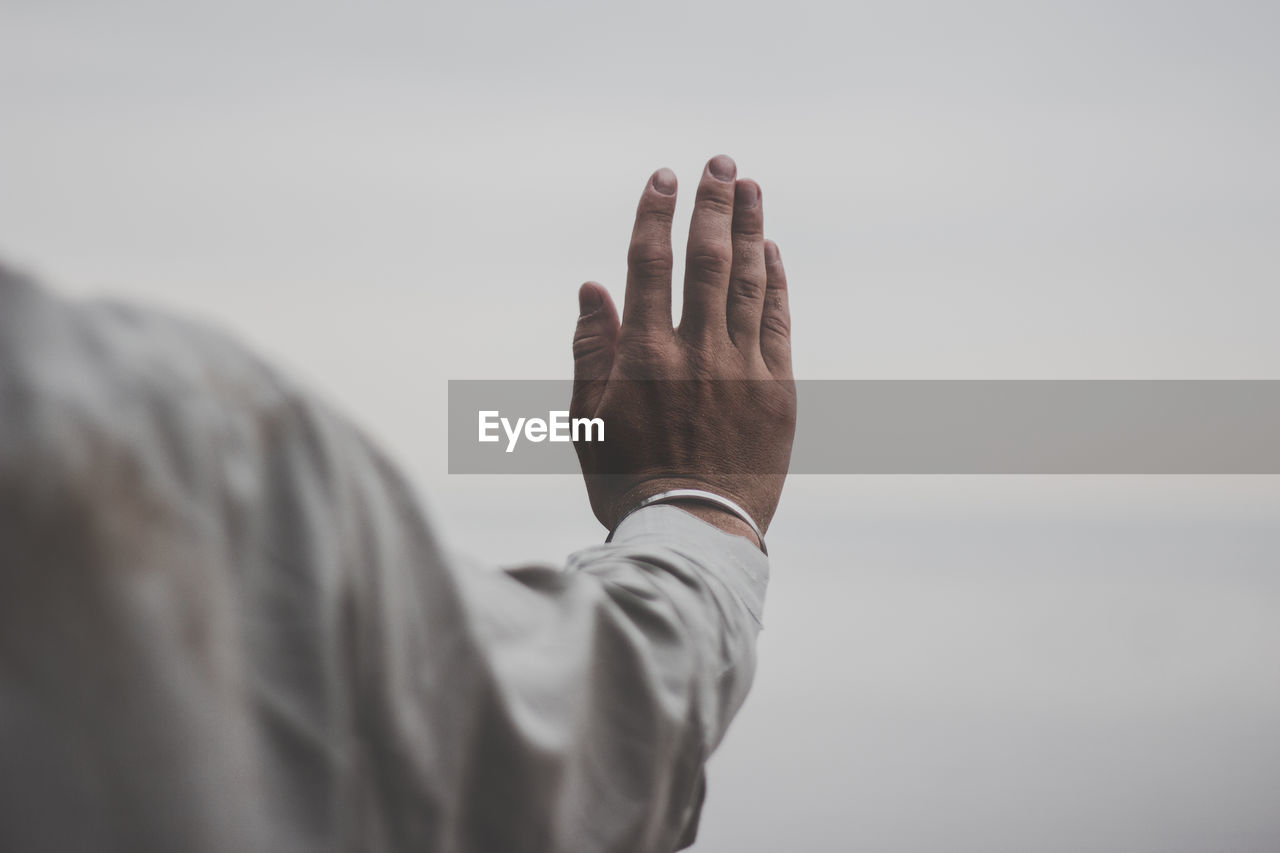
top-left (605, 488), bottom-right (768, 555)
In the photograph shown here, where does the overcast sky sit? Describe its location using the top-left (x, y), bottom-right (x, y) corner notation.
top-left (3, 1), bottom-right (1279, 850)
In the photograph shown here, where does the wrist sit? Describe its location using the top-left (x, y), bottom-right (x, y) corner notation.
top-left (663, 499), bottom-right (764, 551)
top-left (607, 476), bottom-right (750, 529)
top-left (604, 484), bottom-right (769, 554)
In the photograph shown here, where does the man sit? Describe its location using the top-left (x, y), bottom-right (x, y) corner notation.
top-left (0, 154), bottom-right (795, 852)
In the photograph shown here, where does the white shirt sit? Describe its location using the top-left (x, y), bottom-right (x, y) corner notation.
top-left (0, 265), bottom-right (769, 853)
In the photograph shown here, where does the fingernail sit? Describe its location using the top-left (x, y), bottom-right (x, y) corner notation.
top-left (651, 168), bottom-right (676, 195)
top-left (708, 155), bottom-right (736, 182)
top-left (765, 241), bottom-right (780, 263)
top-left (737, 180), bottom-right (760, 209)
top-left (578, 284), bottom-right (602, 315)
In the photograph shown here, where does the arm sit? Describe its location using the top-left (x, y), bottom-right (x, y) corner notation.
top-left (0, 155), bottom-right (793, 853)
top-left (2, 264), bottom-right (760, 852)
top-left (441, 154), bottom-right (795, 849)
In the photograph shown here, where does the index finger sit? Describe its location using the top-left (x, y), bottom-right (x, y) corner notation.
top-left (621, 168), bottom-right (678, 334)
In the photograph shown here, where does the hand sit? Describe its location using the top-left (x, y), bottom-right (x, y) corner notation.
top-left (570, 155), bottom-right (796, 542)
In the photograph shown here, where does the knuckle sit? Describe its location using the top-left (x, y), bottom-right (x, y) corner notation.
top-left (627, 245), bottom-right (673, 279)
top-left (680, 338), bottom-right (717, 373)
top-left (694, 187), bottom-right (736, 217)
top-left (729, 274), bottom-right (765, 304)
top-left (619, 333), bottom-right (678, 376)
top-left (687, 245), bottom-right (733, 280)
top-left (761, 311), bottom-right (791, 339)
top-left (572, 330), bottom-right (613, 361)
top-left (622, 330), bottom-right (671, 357)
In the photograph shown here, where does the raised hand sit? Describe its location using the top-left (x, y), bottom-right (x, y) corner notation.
top-left (571, 155), bottom-right (796, 542)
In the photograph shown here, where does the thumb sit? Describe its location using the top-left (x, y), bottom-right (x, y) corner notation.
top-left (571, 281), bottom-right (619, 417)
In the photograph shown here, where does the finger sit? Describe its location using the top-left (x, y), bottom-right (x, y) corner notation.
top-left (622, 168), bottom-right (678, 334)
top-left (760, 240), bottom-right (792, 375)
top-left (572, 282), bottom-right (620, 416)
top-left (726, 178), bottom-right (766, 352)
top-left (678, 154), bottom-right (737, 344)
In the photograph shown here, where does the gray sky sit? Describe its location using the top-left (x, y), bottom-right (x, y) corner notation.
top-left (3, 1), bottom-right (1279, 849)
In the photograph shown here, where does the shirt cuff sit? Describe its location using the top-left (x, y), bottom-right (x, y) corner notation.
top-left (610, 504), bottom-right (770, 628)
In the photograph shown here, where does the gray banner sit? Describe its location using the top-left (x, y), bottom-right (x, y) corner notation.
top-left (448, 380), bottom-right (1280, 474)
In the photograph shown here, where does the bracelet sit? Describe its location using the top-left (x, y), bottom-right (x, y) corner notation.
top-left (605, 488), bottom-right (768, 555)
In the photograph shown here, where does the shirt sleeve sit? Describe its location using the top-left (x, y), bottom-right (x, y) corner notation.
top-left (447, 505), bottom-right (770, 852)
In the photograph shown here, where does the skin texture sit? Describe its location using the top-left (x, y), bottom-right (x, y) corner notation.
top-left (571, 155), bottom-right (797, 549)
